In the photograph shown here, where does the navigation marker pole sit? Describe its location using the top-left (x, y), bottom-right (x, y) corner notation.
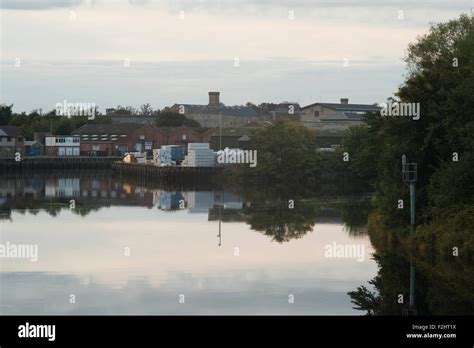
top-left (401, 154), bottom-right (418, 315)
top-left (401, 154), bottom-right (417, 236)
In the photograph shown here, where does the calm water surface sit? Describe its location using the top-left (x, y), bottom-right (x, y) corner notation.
top-left (0, 174), bottom-right (377, 314)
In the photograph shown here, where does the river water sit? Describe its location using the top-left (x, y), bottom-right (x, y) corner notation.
top-left (0, 173), bottom-right (380, 314)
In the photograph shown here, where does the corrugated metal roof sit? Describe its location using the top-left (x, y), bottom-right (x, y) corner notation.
top-left (110, 116), bottom-right (154, 124)
top-left (302, 102), bottom-right (381, 112)
top-left (25, 141), bottom-right (43, 146)
top-left (209, 127), bottom-right (258, 137)
top-left (72, 123), bottom-right (142, 135)
top-left (319, 103), bottom-right (381, 111)
top-left (221, 106), bottom-right (259, 117)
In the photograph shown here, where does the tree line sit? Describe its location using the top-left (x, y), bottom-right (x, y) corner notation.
top-left (0, 105), bottom-right (200, 140)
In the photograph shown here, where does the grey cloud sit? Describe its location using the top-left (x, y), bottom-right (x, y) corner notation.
top-left (0, 0), bottom-right (93, 10)
top-left (129, 0), bottom-right (151, 6)
top-left (159, 0), bottom-right (468, 28)
top-left (0, 58), bottom-right (404, 113)
top-left (164, 0), bottom-right (467, 11)
top-left (2, 0), bottom-right (468, 12)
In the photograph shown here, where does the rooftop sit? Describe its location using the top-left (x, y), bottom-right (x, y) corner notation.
top-left (25, 140), bottom-right (43, 147)
top-left (72, 123), bottom-right (143, 135)
top-left (175, 104), bottom-right (259, 117)
top-left (320, 112), bottom-right (368, 121)
top-left (0, 125), bottom-right (23, 137)
top-left (303, 102), bottom-right (381, 112)
top-left (208, 127), bottom-right (259, 137)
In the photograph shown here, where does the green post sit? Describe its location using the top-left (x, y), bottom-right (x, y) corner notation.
top-left (402, 156), bottom-right (417, 315)
top-left (409, 182), bottom-right (416, 235)
top-left (409, 182), bottom-right (416, 312)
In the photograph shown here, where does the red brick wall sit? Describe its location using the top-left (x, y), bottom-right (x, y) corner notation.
top-left (199, 128), bottom-right (218, 143)
top-left (80, 142), bottom-right (113, 155)
top-left (164, 127), bottom-right (218, 144)
top-left (75, 125), bottom-right (218, 156)
top-left (45, 147), bottom-right (58, 156)
top-left (165, 127), bottom-right (201, 144)
top-left (117, 124), bottom-right (167, 153)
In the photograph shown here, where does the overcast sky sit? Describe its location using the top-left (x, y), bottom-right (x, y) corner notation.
top-left (0, 0), bottom-right (472, 113)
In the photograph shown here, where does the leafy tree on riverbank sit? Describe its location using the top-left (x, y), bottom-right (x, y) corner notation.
top-left (224, 119), bottom-right (373, 198)
top-left (225, 119), bottom-right (321, 197)
top-left (343, 15), bottom-right (474, 228)
top-left (0, 105), bottom-right (112, 139)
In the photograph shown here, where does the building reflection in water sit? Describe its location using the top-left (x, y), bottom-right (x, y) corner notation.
top-left (0, 175), bottom-right (245, 222)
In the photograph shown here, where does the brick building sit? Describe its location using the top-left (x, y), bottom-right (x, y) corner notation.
top-left (72, 124), bottom-right (216, 157)
top-left (301, 98), bottom-right (381, 122)
top-left (170, 92), bottom-right (261, 127)
top-left (45, 136), bottom-right (81, 156)
top-left (0, 126), bottom-right (25, 157)
top-left (164, 126), bottom-right (215, 145)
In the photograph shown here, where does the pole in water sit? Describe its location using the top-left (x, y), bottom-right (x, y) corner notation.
top-left (409, 259), bottom-right (416, 309)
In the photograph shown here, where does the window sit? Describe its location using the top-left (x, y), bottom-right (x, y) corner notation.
top-left (314, 111), bottom-right (320, 117)
top-left (17, 137), bottom-right (23, 142)
top-left (7, 137), bottom-right (12, 142)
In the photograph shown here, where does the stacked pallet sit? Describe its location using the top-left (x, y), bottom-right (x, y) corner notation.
top-left (185, 143), bottom-right (215, 167)
top-left (152, 148), bottom-right (171, 166)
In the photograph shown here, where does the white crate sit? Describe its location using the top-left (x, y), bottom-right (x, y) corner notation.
top-left (188, 143), bottom-right (210, 151)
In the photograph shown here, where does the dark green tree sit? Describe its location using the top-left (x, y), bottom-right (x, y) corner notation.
top-left (228, 119), bottom-right (321, 197)
top-left (155, 111), bottom-right (200, 127)
top-left (342, 15), bottom-right (474, 229)
top-left (0, 104), bottom-right (13, 124)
